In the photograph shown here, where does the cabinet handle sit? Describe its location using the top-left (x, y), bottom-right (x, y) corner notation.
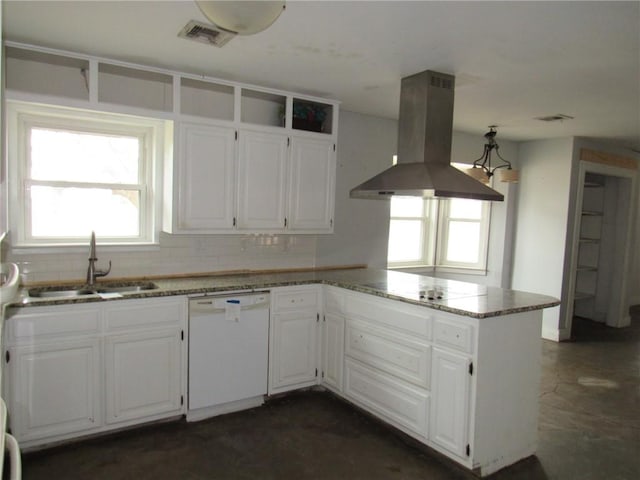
top-left (284, 218), bottom-right (288, 228)
top-left (5, 351), bottom-right (9, 363)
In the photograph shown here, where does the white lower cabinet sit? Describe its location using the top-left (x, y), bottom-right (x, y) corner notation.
top-left (4, 297), bottom-right (186, 448)
top-left (268, 286), bottom-right (320, 394)
top-left (321, 312), bottom-right (344, 392)
top-left (105, 329), bottom-right (183, 425)
top-left (429, 347), bottom-right (471, 458)
top-left (9, 338), bottom-right (102, 443)
top-left (269, 311), bottom-right (318, 392)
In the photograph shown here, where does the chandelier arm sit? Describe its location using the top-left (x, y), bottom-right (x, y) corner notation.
top-left (494, 146), bottom-right (513, 169)
top-left (490, 163), bottom-right (512, 173)
top-left (472, 146), bottom-right (491, 170)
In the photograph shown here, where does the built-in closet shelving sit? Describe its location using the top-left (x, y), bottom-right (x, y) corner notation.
top-left (573, 173), bottom-right (605, 313)
top-left (570, 155), bottom-right (637, 329)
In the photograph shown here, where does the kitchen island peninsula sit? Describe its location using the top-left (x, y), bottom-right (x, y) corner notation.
top-left (5, 268), bottom-right (558, 476)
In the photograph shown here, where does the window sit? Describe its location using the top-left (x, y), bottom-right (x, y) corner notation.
top-left (387, 163), bottom-right (491, 271)
top-left (8, 102), bottom-right (165, 246)
top-left (388, 197), bottom-right (437, 266)
top-left (437, 197), bottom-right (490, 269)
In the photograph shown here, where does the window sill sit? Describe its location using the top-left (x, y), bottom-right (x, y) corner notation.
top-left (388, 264), bottom-right (487, 277)
top-left (10, 243), bottom-right (161, 255)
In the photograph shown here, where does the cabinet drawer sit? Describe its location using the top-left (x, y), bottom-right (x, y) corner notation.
top-left (104, 298), bottom-right (184, 332)
top-left (344, 291), bottom-right (431, 340)
top-left (272, 286), bottom-right (318, 312)
top-left (344, 358), bottom-right (429, 440)
top-left (434, 318), bottom-right (474, 354)
top-left (346, 320), bottom-right (430, 389)
top-left (7, 305), bottom-right (100, 342)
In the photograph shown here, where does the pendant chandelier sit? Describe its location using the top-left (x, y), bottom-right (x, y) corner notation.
top-left (467, 126), bottom-right (519, 184)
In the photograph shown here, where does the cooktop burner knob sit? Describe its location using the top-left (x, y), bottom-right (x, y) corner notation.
top-left (427, 289), bottom-right (435, 300)
top-left (419, 290), bottom-right (426, 299)
top-left (436, 290), bottom-right (444, 299)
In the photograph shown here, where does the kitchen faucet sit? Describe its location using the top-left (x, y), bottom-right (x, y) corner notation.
top-left (86, 231), bottom-right (111, 286)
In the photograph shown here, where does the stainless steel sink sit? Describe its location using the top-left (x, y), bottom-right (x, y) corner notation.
top-left (96, 282), bottom-right (157, 294)
top-left (29, 282), bottom-right (158, 298)
top-left (28, 288), bottom-right (97, 298)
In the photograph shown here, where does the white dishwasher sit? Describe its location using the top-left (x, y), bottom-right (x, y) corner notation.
top-left (188, 292), bottom-right (270, 421)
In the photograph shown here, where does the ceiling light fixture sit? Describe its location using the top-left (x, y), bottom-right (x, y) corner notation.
top-left (467, 126), bottom-right (519, 184)
top-left (195, 1), bottom-right (286, 35)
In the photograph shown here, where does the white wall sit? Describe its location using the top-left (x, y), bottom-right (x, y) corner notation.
top-left (427, 131), bottom-right (519, 288)
top-left (7, 234), bottom-right (317, 284)
top-left (511, 138), bottom-right (575, 340)
top-left (385, 130), bottom-right (520, 288)
top-left (7, 110), bottom-right (395, 283)
top-left (316, 110), bottom-right (396, 269)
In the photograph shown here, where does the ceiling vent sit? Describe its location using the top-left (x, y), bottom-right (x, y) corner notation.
top-left (178, 20), bottom-right (235, 47)
top-left (535, 113), bottom-right (574, 122)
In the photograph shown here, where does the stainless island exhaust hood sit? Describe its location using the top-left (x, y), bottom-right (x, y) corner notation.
top-left (350, 70), bottom-right (504, 202)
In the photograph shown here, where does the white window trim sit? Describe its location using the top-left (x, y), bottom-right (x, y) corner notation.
top-left (436, 199), bottom-right (491, 270)
top-left (388, 198), bottom-right (491, 273)
top-left (7, 101), bottom-right (166, 248)
top-left (388, 199), bottom-right (438, 268)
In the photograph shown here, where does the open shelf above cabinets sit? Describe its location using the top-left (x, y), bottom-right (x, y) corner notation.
top-left (290, 99), bottom-right (334, 135)
top-left (5, 46), bottom-right (91, 101)
top-left (98, 63), bottom-right (173, 112)
top-left (180, 78), bottom-right (234, 121)
top-left (4, 42), bottom-right (339, 136)
top-left (241, 89), bottom-right (286, 128)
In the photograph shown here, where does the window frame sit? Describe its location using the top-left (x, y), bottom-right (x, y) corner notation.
top-left (387, 197), bottom-right (438, 268)
top-left (435, 198), bottom-right (491, 271)
top-left (7, 101), bottom-right (165, 248)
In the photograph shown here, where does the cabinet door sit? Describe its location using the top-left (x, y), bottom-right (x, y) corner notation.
top-left (105, 329), bottom-right (183, 425)
top-left (429, 347), bottom-right (471, 458)
top-left (237, 129), bottom-right (288, 230)
top-left (177, 122), bottom-right (236, 231)
top-left (322, 312), bottom-right (344, 392)
top-left (8, 339), bottom-right (101, 443)
top-left (269, 311), bottom-right (318, 394)
top-left (287, 137), bottom-right (335, 232)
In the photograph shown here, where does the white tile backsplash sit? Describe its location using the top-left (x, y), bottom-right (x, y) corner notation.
top-left (7, 233), bottom-right (318, 284)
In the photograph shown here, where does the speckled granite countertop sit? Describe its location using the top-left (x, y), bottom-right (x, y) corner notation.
top-left (8, 268), bottom-right (559, 319)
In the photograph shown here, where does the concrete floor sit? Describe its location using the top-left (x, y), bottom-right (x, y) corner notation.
top-left (17, 313), bottom-right (640, 480)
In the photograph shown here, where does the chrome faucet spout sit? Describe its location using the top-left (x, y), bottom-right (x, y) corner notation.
top-left (86, 231), bottom-right (112, 286)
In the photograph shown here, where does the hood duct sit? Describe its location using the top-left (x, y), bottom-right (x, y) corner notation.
top-left (350, 70), bottom-right (504, 202)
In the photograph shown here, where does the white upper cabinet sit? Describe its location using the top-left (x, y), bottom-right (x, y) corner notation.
top-left (4, 43), bottom-right (339, 236)
top-left (236, 130), bottom-right (289, 230)
top-left (169, 123), bottom-right (236, 232)
top-left (288, 137), bottom-right (335, 232)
